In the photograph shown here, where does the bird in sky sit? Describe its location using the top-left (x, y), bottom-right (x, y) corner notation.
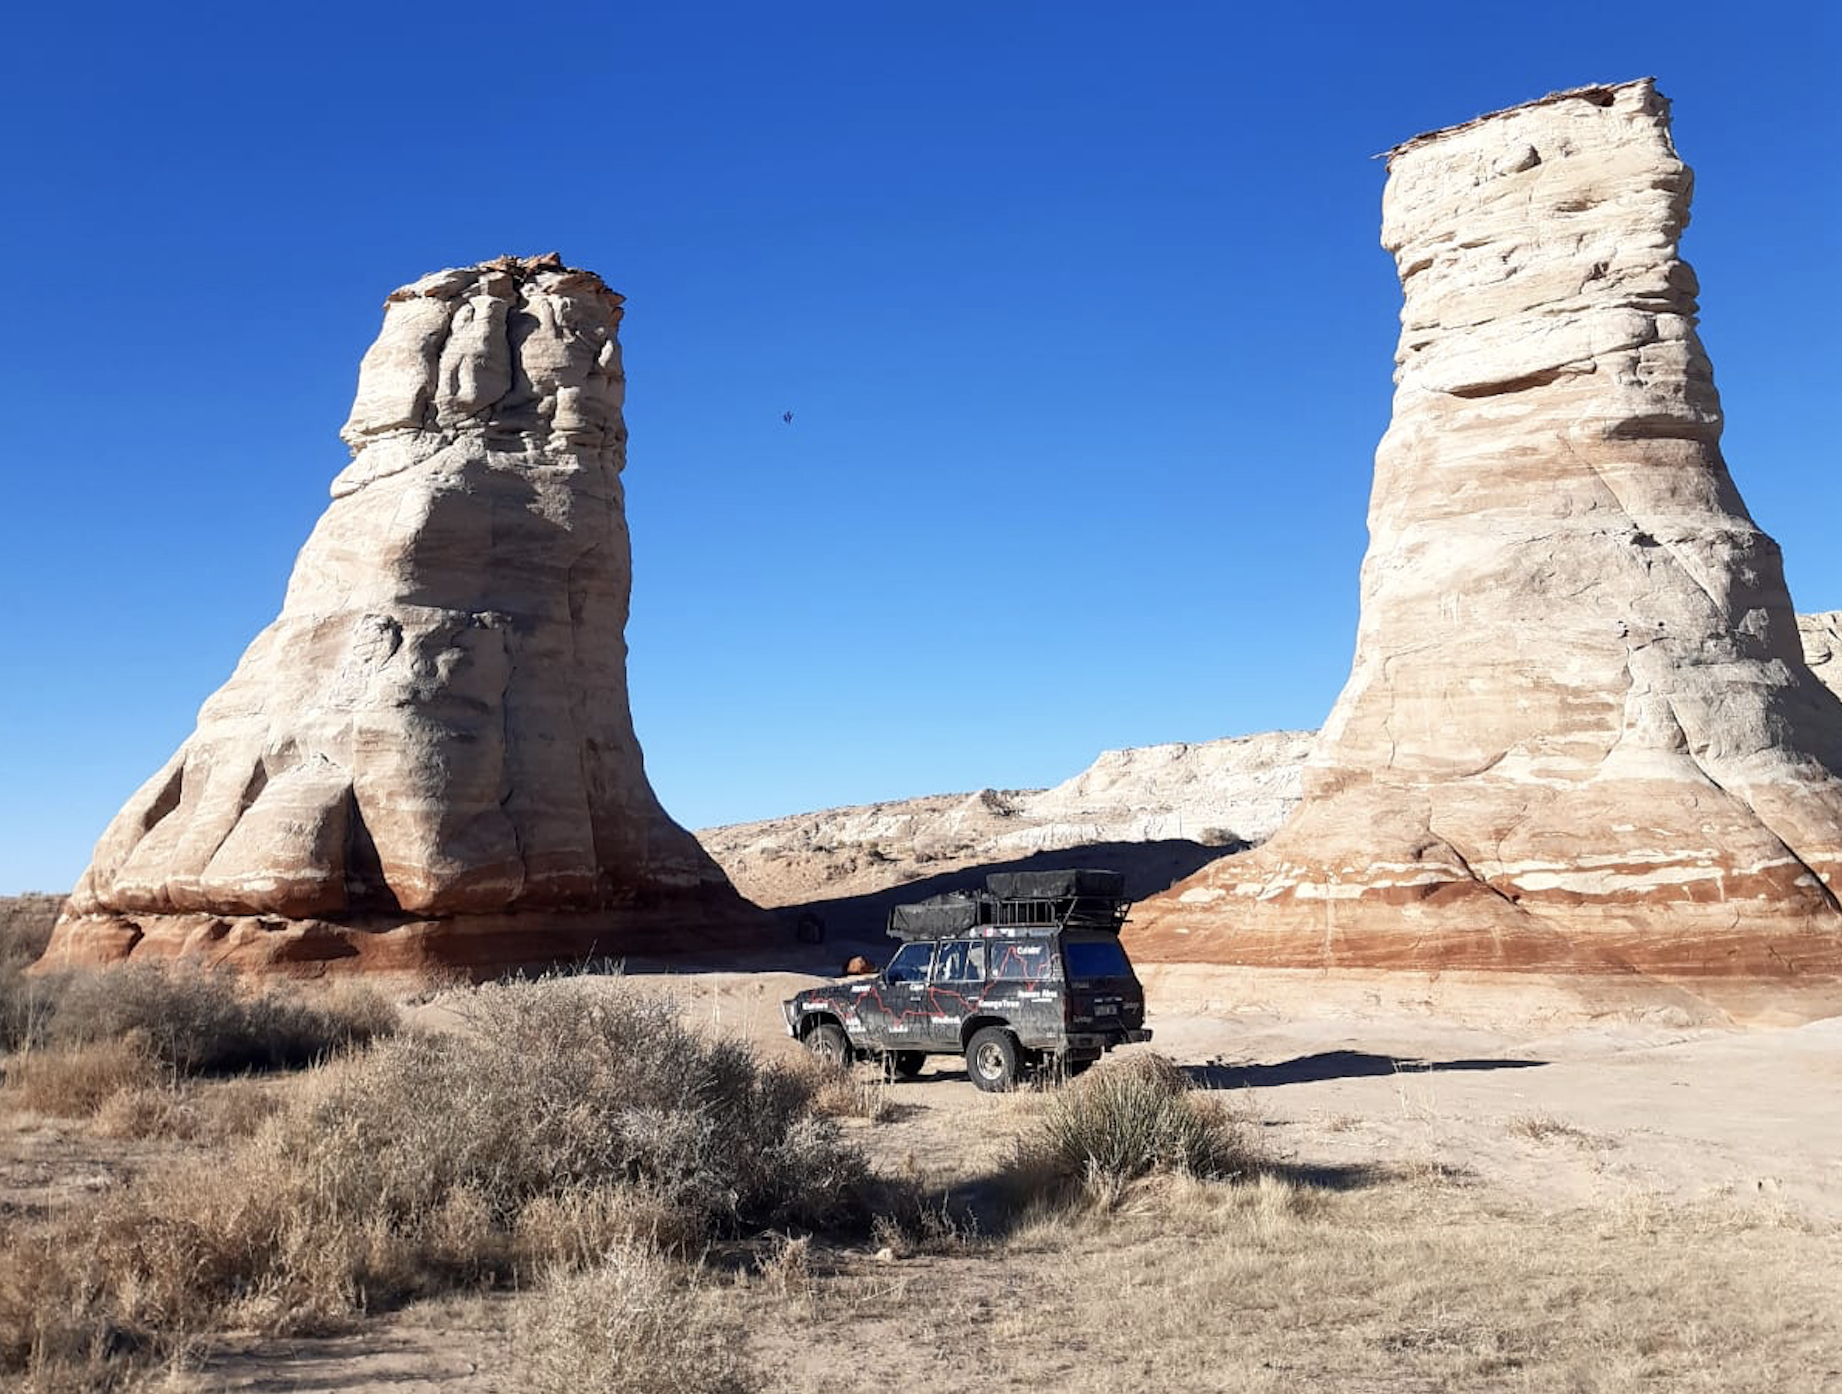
top-left (782, 410), bottom-right (794, 424)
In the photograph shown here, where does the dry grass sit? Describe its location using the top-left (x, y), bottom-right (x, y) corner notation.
top-left (6, 964), bottom-right (396, 1072)
top-left (0, 897), bottom-right (62, 1055)
top-left (795, 1054), bottom-right (896, 1123)
top-left (514, 1244), bottom-right (758, 1394)
top-left (725, 1169), bottom-right (1840, 1394)
top-left (4, 1034), bottom-right (164, 1117)
top-left (1022, 1052), bottom-right (1259, 1208)
top-left (0, 974), bottom-right (870, 1388)
top-left (1506, 1111), bottom-right (1599, 1147)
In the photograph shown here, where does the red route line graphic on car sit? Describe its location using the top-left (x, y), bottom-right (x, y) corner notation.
top-left (799, 969), bottom-right (1058, 1035)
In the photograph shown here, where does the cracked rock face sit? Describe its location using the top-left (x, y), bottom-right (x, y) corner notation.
top-left (46, 255), bottom-right (759, 974)
top-left (1128, 82), bottom-right (1842, 1022)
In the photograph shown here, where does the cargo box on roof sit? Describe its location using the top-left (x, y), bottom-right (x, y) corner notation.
top-left (885, 868), bottom-right (1130, 940)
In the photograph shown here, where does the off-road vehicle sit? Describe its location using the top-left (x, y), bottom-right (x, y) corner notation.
top-left (781, 869), bottom-right (1151, 1091)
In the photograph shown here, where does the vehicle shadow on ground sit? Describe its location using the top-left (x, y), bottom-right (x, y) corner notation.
top-left (1185, 1051), bottom-right (1547, 1090)
top-left (767, 837), bottom-right (1238, 955)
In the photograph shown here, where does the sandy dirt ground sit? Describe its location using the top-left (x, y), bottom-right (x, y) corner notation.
top-left (626, 963), bottom-right (1842, 1223)
top-left (10, 963), bottom-right (1837, 1391)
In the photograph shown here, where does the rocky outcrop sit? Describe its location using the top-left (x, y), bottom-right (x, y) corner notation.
top-left (698, 730), bottom-right (1314, 909)
top-left (44, 255), bottom-right (759, 975)
top-left (1128, 82), bottom-right (1842, 1023)
top-left (1797, 612), bottom-right (1842, 704)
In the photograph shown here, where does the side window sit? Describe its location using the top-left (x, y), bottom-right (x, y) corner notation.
top-left (990, 939), bottom-right (1058, 981)
top-left (932, 940), bottom-right (986, 983)
top-left (885, 942), bottom-right (933, 985)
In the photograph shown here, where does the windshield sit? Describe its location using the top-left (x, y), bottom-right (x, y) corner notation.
top-left (1062, 938), bottom-right (1132, 981)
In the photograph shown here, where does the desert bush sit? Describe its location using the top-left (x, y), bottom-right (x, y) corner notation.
top-left (793, 1053), bottom-right (894, 1123)
top-left (0, 974), bottom-right (869, 1378)
top-left (0, 902), bottom-right (62, 1056)
top-left (251, 977), bottom-right (867, 1251)
top-left (23, 965), bottom-right (394, 1073)
top-left (514, 1244), bottom-right (758, 1394)
top-left (1031, 1053), bottom-right (1256, 1206)
top-left (0, 894), bottom-right (61, 962)
top-left (90, 1075), bottom-right (283, 1143)
top-left (5, 1034), bottom-right (163, 1118)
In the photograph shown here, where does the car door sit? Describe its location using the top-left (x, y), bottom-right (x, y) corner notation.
top-left (924, 938), bottom-right (987, 1049)
top-left (857, 940), bottom-right (933, 1051)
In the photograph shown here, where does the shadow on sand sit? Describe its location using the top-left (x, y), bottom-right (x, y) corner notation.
top-left (767, 837), bottom-right (1234, 959)
top-left (1184, 1051), bottom-right (1546, 1090)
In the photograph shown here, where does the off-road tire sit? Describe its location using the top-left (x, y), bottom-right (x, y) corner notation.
top-left (884, 1050), bottom-right (926, 1081)
top-left (805, 1022), bottom-right (849, 1067)
top-left (966, 1026), bottom-right (1020, 1092)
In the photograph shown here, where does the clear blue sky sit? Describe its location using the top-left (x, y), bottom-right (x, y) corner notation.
top-left (2, 2), bottom-right (1837, 893)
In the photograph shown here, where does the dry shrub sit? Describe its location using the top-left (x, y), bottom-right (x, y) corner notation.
top-left (756, 1233), bottom-right (813, 1302)
top-left (514, 1244), bottom-right (758, 1394)
top-left (793, 1053), bottom-right (893, 1123)
top-left (1028, 1053), bottom-right (1257, 1207)
top-left (0, 895), bottom-right (60, 963)
top-left (26, 966), bottom-right (395, 1074)
top-left (89, 1075), bottom-right (283, 1144)
top-left (512, 1184), bottom-right (696, 1270)
top-left (0, 902), bottom-right (62, 1055)
top-left (5, 1035), bottom-right (163, 1117)
top-left (254, 977), bottom-right (867, 1252)
top-left (0, 974), bottom-right (869, 1383)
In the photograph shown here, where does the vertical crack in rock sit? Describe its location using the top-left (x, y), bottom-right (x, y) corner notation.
top-left (46, 255), bottom-right (761, 975)
top-left (1129, 80), bottom-right (1842, 1021)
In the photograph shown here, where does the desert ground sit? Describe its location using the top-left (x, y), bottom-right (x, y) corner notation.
top-left (4, 897), bottom-right (1837, 1394)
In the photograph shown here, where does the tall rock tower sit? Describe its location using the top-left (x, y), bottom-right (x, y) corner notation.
top-left (1130, 83), bottom-right (1842, 1021)
top-left (46, 255), bottom-right (760, 974)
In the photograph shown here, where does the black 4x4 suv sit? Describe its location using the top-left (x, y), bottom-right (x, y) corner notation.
top-left (781, 869), bottom-right (1151, 1091)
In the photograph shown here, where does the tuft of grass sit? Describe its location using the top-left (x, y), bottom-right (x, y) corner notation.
top-left (1506, 1112), bottom-right (1597, 1147)
top-left (1032, 1054), bottom-right (1257, 1206)
top-left (514, 1244), bottom-right (759, 1394)
top-left (795, 1055), bottom-right (894, 1123)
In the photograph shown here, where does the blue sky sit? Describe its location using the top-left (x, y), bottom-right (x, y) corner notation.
top-left (1, 2), bottom-right (1837, 892)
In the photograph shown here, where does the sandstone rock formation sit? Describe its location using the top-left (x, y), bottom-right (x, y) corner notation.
top-left (45, 255), bottom-right (758, 974)
top-left (1796, 612), bottom-right (1842, 704)
top-left (697, 730), bottom-right (1313, 910)
top-left (1128, 82), bottom-right (1842, 1022)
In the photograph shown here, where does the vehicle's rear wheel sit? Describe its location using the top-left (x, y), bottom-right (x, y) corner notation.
top-left (884, 1050), bottom-right (926, 1080)
top-left (805, 1022), bottom-right (849, 1067)
top-left (966, 1026), bottom-right (1020, 1092)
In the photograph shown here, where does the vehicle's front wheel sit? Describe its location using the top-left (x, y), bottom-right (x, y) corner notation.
top-left (804, 1022), bottom-right (850, 1067)
top-left (965, 1026), bottom-right (1020, 1092)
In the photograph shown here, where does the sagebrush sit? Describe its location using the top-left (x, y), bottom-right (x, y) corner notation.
top-left (0, 974), bottom-right (868, 1382)
top-left (1030, 1053), bottom-right (1256, 1205)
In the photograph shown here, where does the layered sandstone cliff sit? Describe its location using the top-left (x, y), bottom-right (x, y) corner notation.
top-left (45, 255), bottom-right (759, 974)
top-left (1128, 82), bottom-right (1842, 1021)
top-left (698, 730), bottom-right (1314, 908)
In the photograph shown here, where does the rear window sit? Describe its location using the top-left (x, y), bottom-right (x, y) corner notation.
top-left (990, 940), bottom-right (1061, 981)
top-left (1063, 938), bottom-right (1132, 980)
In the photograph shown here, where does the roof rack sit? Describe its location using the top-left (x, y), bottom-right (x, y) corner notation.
top-left (886, 869), bottom-right (1129, 940)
